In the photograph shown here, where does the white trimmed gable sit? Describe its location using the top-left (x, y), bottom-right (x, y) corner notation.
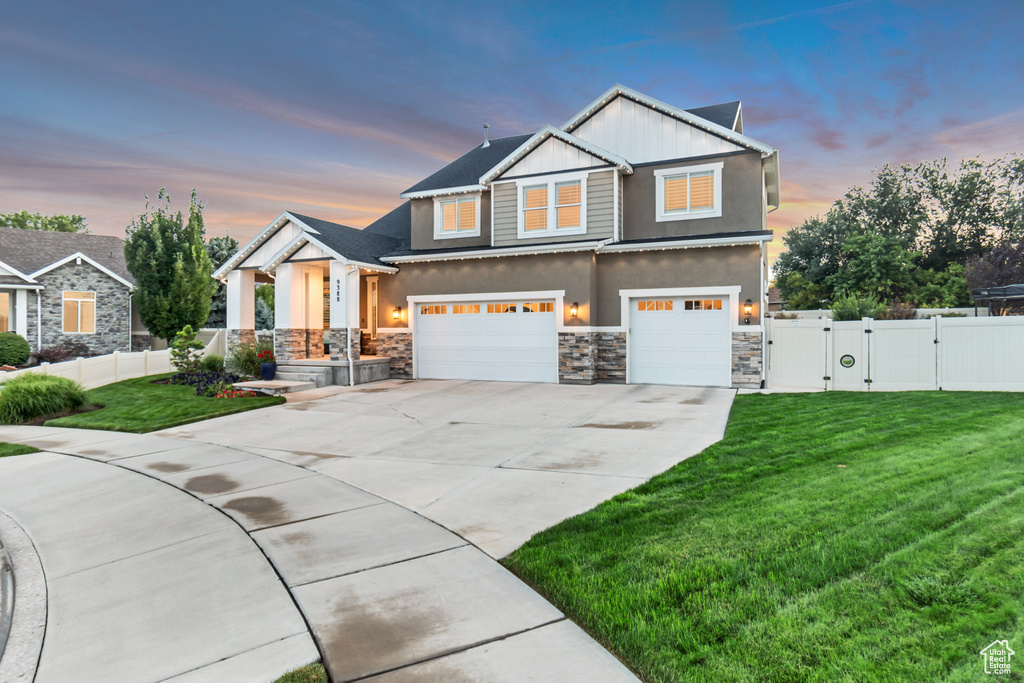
top-left (571, 96), bottom-right (744, 164)
top-left (290, 240), bottom-right (331, 261)
top-left (504, 136), bottom-right (611, 177)
top-left (238, 220), bottom-right (306, 269)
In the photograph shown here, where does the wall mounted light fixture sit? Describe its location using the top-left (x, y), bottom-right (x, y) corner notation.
top-left (569, 302), bottom-right (579, 318)
top-left (744, 298), bottom-right (753, 324)
top-left (392, 306), bottom-right (402, 321)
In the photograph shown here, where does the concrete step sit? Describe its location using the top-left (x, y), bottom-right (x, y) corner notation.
top-left (274, 372), bottom-right (328, 387)
top-left (233, 380), bottom-right (316, 396)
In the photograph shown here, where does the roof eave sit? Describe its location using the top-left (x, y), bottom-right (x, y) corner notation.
top-left (399, 184), bottom-right (487, 200)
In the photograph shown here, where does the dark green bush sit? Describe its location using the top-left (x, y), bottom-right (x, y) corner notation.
top-left (0, 333), bottom-right (30, 366)
top-left (831, 294), bottom-right (884, 321)
top-left (201, 354), bottom-right (224, 372)
top-left (0, 373), bottom-right (86, 424)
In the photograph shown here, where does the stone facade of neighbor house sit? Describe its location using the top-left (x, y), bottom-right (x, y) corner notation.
top-left (34, 262), bottom-right (132, 355)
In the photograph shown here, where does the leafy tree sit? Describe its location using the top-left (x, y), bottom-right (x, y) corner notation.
top-left (124, 189), bottom-right (217, 340)
top-left (965, 240), bottom-right (1024, 315)
top-left (825, 234), bottom-right (918, 302)
top-left (204, 235), bottom-right (239, 328)
top-left (0, 210), bottom-right (88, 233)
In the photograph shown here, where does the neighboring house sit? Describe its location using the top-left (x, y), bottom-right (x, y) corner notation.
top-left (768, 286), bottom-right (785, 312)
top-left (216, 84), bottom-right (780, 388)
top-left (0, 227), bottom-right (144, 356)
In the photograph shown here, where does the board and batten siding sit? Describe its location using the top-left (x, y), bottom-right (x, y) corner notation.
top-left (492, 170), bottom-right (615, 247)
top-left (571, 96), bottom-right (744, 163)
top-left (504, 137), bottom-right (609, 177)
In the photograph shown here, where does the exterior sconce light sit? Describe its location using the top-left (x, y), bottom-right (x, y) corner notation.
top-left (744, 299), bottom-right (753, 324)
top-left (392, 306), bottom-right (401, 321)
top-left (569, 302), bottom-right (579, 318)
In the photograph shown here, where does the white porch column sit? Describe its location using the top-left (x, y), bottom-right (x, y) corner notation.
top-left (14, 289), bottom-right (28, 339)
top-left (225, 270), bottom-right (255, 330)
top-left (274, 262), bottom-right (308, 360)
top-left (328, 260), bottom-right (360, 361)
top-left (305, 266), bottom-right (325, 358)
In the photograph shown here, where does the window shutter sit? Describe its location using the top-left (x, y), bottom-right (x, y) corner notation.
top-left (664, 175), bottom-right (688, 212)
top-left (689, 172), bottom-right (714, 211)
top-left (458, 199), bottom-right (476, 231)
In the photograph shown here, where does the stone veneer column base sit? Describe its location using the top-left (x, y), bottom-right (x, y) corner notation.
top-left (227, 329), bottom-right (256, 352)
top-left (327, 327), bottom-right (362, 361)
top-left (558, 332), bottom-right (597, 384)
top-left (377, 331), bottom-right (412, 377)
top-left (274, 328), bottom-right (307, 361)
top-left (732, 331), bottom-right (763, 388)
top-left (595, 332), bottom-right (627, 383)
top-left (307, 328), bottom-right (325, 359)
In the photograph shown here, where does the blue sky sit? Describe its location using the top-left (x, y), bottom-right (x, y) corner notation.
top-left (1, 0), bottom-right (1022, 260)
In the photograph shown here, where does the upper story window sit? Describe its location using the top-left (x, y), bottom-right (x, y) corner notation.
top-left (516, 171), bottom-right (588, 238)
top-left (654, 161), bottom-right (723, 222)
top-left (63, 291), bottom-right (96, 333)
top-left (434, 194), bottom-right (480, 240)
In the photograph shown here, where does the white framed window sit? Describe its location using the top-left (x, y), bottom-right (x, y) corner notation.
top-left (654, 162), bottom-right (723, 222)
top-left (433, 194), bottom-right (481, 239)
top-left (0, 292), bottom-right (9, 332)
top-left (63, 291), bottom-right (96, 333)
top-left (515, 171), bottom-right (588, 238)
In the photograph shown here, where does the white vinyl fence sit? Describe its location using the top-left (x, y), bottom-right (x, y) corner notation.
top-left (767, 317), bottom-right (1024, 392)
top-left (0, 330), bottom-right (225, 391)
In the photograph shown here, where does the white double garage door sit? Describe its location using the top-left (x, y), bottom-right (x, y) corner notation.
top-left (413, 294), bottom-right (732, 387)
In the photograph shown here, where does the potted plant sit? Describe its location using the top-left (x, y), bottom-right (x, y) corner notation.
top-left (257, 350), bottom-right (277, 381)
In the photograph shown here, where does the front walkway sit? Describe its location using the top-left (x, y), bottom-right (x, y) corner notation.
top-left (0, 380), bottom-right (734, 682)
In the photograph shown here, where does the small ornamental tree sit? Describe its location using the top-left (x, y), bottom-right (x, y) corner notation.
top-left (124, 189), bottom-right (217, 340)
top-left (170, 325), bottom-right (205, 373)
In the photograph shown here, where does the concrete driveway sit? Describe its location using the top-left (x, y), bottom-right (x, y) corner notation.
top-left (0, 380), bottom-right (733, 682)
top-left (161, 379), bottom-right (735, 557)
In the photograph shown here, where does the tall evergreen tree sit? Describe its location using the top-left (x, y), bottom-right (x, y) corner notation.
top-left (204, 235), bottom-right (240, 328)
top-left (124, 189), bottom-right (217, 340)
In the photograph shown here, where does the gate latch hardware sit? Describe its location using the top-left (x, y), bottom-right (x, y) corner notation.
top-left (864, 329), bottom-right (873, 334)
top-left (823, 327), bottom-right (831, 332)
top-left (823, 376), bottom-right (831, 381)
top-left (864, 379), bottom-right (873, 384)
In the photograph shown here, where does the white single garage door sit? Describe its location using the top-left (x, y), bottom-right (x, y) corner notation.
top-left (416, 299), bottom-right (557, 383)
top-left (629, 296), bottom-right (732, 387)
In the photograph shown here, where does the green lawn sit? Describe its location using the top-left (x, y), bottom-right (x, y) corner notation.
top-left (0, 442), bottom-right (39, 457)
top-left (46, 374), bottom-right (286, 433)
top-left (273, 663), bottom-right (327, 683)
top-left (504, 392), bottom-right (1024, 682)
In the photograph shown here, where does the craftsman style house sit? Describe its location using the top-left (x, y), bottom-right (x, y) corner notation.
top-left (216, 85), bottom-right (779, 388)
top-left (0, 228), bottom-right (144, 356)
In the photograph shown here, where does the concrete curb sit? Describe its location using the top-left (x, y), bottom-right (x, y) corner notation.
top-left (0, 508), bottom-right (47, 683)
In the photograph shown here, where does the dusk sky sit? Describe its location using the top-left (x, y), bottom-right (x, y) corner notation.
top-left (2, 1), bottom-right (1022, 262)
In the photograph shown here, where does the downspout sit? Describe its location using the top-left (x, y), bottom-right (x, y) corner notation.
top-left (347, 264), bottom-right (355, 386)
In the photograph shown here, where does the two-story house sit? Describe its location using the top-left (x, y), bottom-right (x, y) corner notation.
top-left (216, 85), bottom-right (779, 388)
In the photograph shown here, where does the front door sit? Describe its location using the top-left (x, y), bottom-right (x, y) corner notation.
top-left (366, 276), bottom-right (378, 340)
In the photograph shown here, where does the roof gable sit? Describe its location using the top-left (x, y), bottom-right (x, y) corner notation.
top-left (0, 227), bottom-right (134, 284)
top-left (480, 126), bottom-right (632, 184)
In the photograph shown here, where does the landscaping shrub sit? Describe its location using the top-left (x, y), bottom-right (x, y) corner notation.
top-left (170, 325), bottom-right (205, 373)
top-left (168, 370), bottom-right (241, 397)
top-left (201, 354), bottom-right (224, 372)
top-left (877, 301), bottom-right (918, 320)
top-left (831, 293), bottom-right (884, 321)
top-left (226, 338), bottom-right (274, 378)
top-left (34, 341), bottom-right (93, 364)
top-left (0, 373), bottom-right (85, 424)
top-left (0, 332), bottom-right (31, 366)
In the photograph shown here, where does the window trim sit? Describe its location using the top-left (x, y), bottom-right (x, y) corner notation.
top-left (515, 170), bottom-right (589, 239)
top-left (62, 290), bottom-right (97, 334)
top-left (654, 161), bottom-right (723, 222)
top-left (433, 193), bottom-right (482, 240)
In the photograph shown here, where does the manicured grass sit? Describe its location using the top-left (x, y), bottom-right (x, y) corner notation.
top-left (46, 374), bottom-right (286, 433)
top-left (0, 442), bottom-right (39, 457)
top-left (504, 392), bottom-right (1024, 682)
top-left (273, 663), bottom-right (327, 683)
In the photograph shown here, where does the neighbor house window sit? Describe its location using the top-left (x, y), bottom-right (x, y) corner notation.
top-left (63, 291), bottom-right (96, 333)
top-left (516, 172), bottom-right (588, 238)
top-left (654, 162), bottom-right (723, 221)
top-left (434, 195), bottom-right (480, 239)
top-left (0, 292), bottom-right (9, 332)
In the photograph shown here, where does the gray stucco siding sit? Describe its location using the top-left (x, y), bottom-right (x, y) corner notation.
top-left (409, 193), bottom-right (492, 251)
top-left (621, 150), bottom-right (764, 241)
top-left (594, 245), bottom-right (761, 327)
top-left (491, 170), bottom-right (616, 247)
top-left (31, 262), bottom-right (132, 354)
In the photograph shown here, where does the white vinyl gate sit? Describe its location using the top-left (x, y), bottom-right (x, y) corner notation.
top-left (767, 316), bottom-right (1024, 391)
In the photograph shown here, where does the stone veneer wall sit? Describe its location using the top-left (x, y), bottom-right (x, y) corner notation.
top-left (34, 262), bottom-right (131, 355)
top-left (307, 328), bottom-right (325, 359)
top-left (131, 333), bottom-right (151, 352)
top-left (274, 328), bottom-right (307, 361)
top-left (558, 332), bottom-right (597, 384)
top-left (227, 329), bottom-right (256, 353)
top-left (732, 331), bottom-right (763, 388)
top-left (327, 327), bottom-right (361, 361)
top-left (377, 331), bottom-right (412, 377)
top-left (595, 332), bottom-right (627, 383)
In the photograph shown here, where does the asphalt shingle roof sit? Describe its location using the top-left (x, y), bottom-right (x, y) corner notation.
top-left (402, 134), bottom-right (533, 195)
top-left (685, 102), bottom-right (741, 130)
top-left (362, 202), bottom-right (411, 246)
top-left (287, 212), bottom-right (402, 268)
top-left (0, 227), bottom-right (134, 284)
